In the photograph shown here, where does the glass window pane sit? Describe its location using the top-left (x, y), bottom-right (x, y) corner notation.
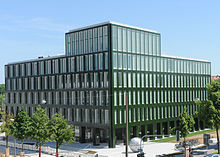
top-left (118, 53), bottom-right (122, 69)
top-left (127, 29), bottom-right (131, 52)
top-left (112, 26), bottom-right (117, 51)
top-left (149, 34), bottom-right (152, 55)
top-left (132, 30), bottom-right (136, 53)
top-left (123, 54), bottom-right (127, 70)
top-left (118, 27), bottom-right (122, 51)
top-left (123, 28), bottom-right (127, 52)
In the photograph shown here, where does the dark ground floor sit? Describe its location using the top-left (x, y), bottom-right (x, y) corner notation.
top-left (5, 105), bottom-right (205, 148)
top-left (75, 118), bottom-right (205, 148)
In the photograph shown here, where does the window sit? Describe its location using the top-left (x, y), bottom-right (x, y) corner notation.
top-left (114, 110), bottom-right (117, 124)
top-left (118, 53), bottom-right (122, 69)
top-left (119, 91), bottom-right (122, 106)
top-left (132, 73), bottom-right (136, 87)
top-left (136, 31), bottom-right (140, 53)
top-left (132, 55), bottom-right (136, 70)
top-left (104, 72), bottom-right (108, 87)
top-left (122, 28), bottom-right (127, 52)
top-left (104, 52), bottom-right (108, 69)
top-left (149, 34), bottom-right (152, 55)
top-left (128, 73), bottom-right (131, 87)
top-left (123, 72), bottom-right (127, 87)
top-left (113, 53), bottom-right (117, 69)
top-left (141, 32), bottom-right (145, 54)
top-left (123, 54), bottom-right (127, 69)
top-left (114, 72), bottom-right (117, 87)
top-left (118, 72), bottom-right (122, 87)
top-left (99, 53), bottom-right (103, 70)
top-left (133, 91), bottom-right (136, 105)
top-left (118, 27), bottom-right (122, 51)
top-left (95, 54), bottom-right (98, 70)
top-left (112, 26), bottom-right (118, 51)
top-left (128, 54), bottom-right (132, 70)
top-left (103, 26), bottom-right (108, 51)
top-left (132, 30), bottom-right (136, 53)
top-left (145, 33), bottom-right (149, 54)
top-left (127, 29), bottom-right (131, 52)
top-left (137, 55), bottom-right (140, 70)
top-left (137, 73), bottom-right (140, 87)
top-left (141, 57), bottom-right (145, 71)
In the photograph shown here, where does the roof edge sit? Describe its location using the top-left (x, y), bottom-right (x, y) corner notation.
top-left (161, 54), bottom-right (210, 62)
top-left (67, 21), bottom-right (158, 33)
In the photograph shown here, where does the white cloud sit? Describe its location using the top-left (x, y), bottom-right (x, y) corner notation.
top-left (0, 15), bottom-right (74, 33)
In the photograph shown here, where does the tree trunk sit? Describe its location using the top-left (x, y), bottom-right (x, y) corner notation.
top-left (184, 137), bottom-right (186, 157)
top-left (6, 135), bottom-right (8, 148)
top-left (56, 141), bottom-right (58, 157)
top-left (216, 126), bottom-right (220, 154)
top-left (39, 144), bottom-right (41, 157)
top-left (21, 139), bottom-right (24, 152)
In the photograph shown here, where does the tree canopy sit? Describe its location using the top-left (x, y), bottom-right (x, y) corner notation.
top-left (0, 111), bottom-right (14, 148)
top-left (30, 105), bottom-right (50, 148)
top-left (177, 107), bottom-right (195, 140)
top-left (172, 107), bottom-right (195, 141)
top-left (0, 84), bottom-right (5, 94)
top-left (197, 80), bottom-right (220, 153)
top-left (48, 113), bottom-right (75, 157)
top-left (11, 107), bottom-right (32, 152)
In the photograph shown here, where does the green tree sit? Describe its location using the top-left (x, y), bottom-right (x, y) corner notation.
top-left (0, 84), bottom-right (5, 111)
top-left (11, 108), bottom-right (32, 152)
top-left (0, 111), bottom-right (13, 155)
top-left (196, 80), bottom-right (220, 153)
top-left (48, 113), bottom-right (75, 157)
top-left (31, 105), bottom-right (50, 157)
top-left (0, 84), bottom-right (5, 94)
top-left (173, 107), bottom-right (195, 141)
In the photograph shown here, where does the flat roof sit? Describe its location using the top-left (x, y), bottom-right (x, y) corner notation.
top-left (161, 54), bottom-right (209, 62)
top-left (67, 21), bottom-right (158, 33)
top-left (7, 54), bottom-right (65, 65)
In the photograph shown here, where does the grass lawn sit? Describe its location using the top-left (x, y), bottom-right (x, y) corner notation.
top-left (151, 129), bottom-right (215, 142)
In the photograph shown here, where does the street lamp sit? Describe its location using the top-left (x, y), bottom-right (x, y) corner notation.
top-left (10, 119), bottom-right (16, 157)
top-left (41, 100), bottom-right (46, 105)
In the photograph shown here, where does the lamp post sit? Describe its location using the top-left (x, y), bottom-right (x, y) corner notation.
top-left (10, 119), bottom-right (16, 157)
top-left (38, 99), bottom-right (46, 157)
top-left (125, 92), bottom-right (128, 157)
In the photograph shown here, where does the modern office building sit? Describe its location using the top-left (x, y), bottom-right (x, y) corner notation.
top-left (5, 21), bottom-right (211, 148)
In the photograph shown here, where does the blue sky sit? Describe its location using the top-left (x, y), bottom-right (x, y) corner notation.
top-left (0, 0), bottom-right (219, 83)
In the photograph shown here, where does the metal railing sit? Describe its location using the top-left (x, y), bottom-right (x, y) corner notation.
top-left (0, 141), bottom-right (104, 157)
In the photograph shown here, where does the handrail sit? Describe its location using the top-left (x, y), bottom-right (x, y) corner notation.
top-left (0, 140), bottom-right (96, 157)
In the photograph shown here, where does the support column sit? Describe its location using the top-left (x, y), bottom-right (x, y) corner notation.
top-left (136, 126), bottom-right (140, 137)
top-left (108, 127), bottom-right (116, 148)
top-left (159, 122), bottom-right (163, 138)
top-left (14, 107), bottom-right (17, 117)
top-left (31, 107), bottom-right (35, 117)
top-left (167, 122), bottom-right (170, 136)
top-left (132, 126), bottom-right (137, 137)
top-left (8, 107), bottom-right (11, 114)
top-left (124, 127), bottom-right (131, 145)
top-left (191, 121), bottom-right (195, 132)
top-left (79, 127), bottom-right (86, 143)
top-left (198, 119), bottom-right (200, 131)
top-left (152, 123), bottom-right (156, 140)
top-left (93, 128), bottom-right (100, 146)
top-left (144, 124), bottom-right (148, 141)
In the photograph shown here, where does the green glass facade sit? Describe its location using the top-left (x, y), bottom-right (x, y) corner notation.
top-left (5, 21), bottom-right (211, 148)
